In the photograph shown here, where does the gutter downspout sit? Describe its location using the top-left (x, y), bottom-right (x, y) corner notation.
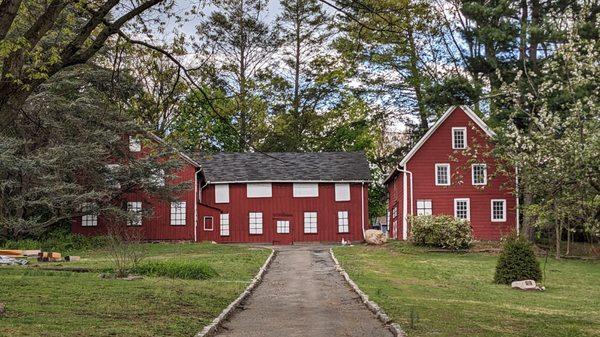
top-left (194, 170), bottom-right (200, 243)
top-left (361, 182), bottom-right (366, 241)
top-left (397, 166), bottom-right (414, 241)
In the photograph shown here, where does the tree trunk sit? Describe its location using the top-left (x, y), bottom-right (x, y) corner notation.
top-left (238, 0), bottom-right (248, 151)
top-left (406, 24), bottom-right (427, 134)
top-left (555, 217), bottom-right (561, 260)
top-left (521, 188), bottom-right (535, 240)
top-left (292, 1), bottom-right (302, 150)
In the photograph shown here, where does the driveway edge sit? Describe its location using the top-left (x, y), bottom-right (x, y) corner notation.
top-left (195, 248), bottom-right (276, 337)
top-left (330, 248), bottom-right (406, 337)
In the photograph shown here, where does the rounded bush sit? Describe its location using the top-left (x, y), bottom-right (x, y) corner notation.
top-left (409, 215), bottom-right (473, 250)
top-left (494, 234), bottom-right (542, 284)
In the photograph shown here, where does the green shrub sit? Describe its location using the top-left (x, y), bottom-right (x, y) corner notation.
top-left (409, 215), bottom-right (473, 250)
top-left (131, 260), bottom-right (217, 280)
top-left (0, 229), bottom-right (109, 253)
top-left (494, 234), bottom-right (542, 284)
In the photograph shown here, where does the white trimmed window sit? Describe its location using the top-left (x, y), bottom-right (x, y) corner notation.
top-left (472, 164), bottom-right (487, 186)
top-left (249, 212), bottom-right (263, 234)
top-left (204, 216), bottom-right (214, 231)
top-left (215, 184), bottom-right (229, 203)
top-left (491, 199), bottom-right (507, 222)
top-left (293, 183), bottom-right (319, 197)
top-left (335, 183), bottom-right (351, 201)
top-left (416, 200), bottom-right (432, 216)
top-left (304, 212), bottom-right (317, 233)
top-left (454, 198), bottom-right (470, 221)
top-left (452, 127), bottom-right (466, 149)
top-left (247, 183), bottom-right (272, 198)
top-left (127, 201), bottom-right (142, 226)
top-left (81, 204), bottom-right (98, 227)
top-left (338, 211), bottom-right (349, 233)
top-left (220, 213), bottom-right (230, 236)
top-left (106, 164), bottom-right (121, 189)
top-left (276, 220), bottom-right (290, 234)
top-left (129, 136), bottom-right (141, 152)
top-left (435, 164), bottom-right (451, 186)
top-left (392, 205), bottom-right (398, 219)
top-left (151, 168), bottom-right (165, 187)
top-left (170, 201), bottom-right (186, 226)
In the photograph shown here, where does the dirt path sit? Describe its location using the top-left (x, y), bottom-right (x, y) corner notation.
top-left (214, 246), bottom-right (393, 337)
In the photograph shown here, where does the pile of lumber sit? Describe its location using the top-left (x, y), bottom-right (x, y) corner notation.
top-left (36, 252), bottom-right (80, 262)
top-left (0, 249), bottom-right (41, 258)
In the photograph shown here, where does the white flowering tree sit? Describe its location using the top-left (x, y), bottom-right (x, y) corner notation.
top-left (496, 28), bottom-right (599, 258)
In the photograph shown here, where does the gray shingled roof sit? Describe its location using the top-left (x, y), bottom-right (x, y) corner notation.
top-left (199, 152), bottom-right (371, 183)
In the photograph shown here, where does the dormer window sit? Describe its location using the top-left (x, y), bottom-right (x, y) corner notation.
top-left (129, 136), bottom-right (141, 152)
top-left (452, 127), bottom-right (466, 149)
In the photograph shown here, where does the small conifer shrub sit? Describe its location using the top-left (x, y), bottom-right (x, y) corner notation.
top-left (494, 234), bottom-right (542, 284)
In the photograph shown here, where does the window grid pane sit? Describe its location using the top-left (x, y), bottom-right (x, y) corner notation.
top-left (127, 202), bottom-right (142, 226)
top-left (170, 201), bottom-right (186, 226)
top-left (277, 220), bottom-right (290, 234)
top-left (249, 212), bottom-right (263, 234)
top-left (304, 212), bottom-right (317, 233)
top-left (453, 129), bottom-right (465, 149)
top-left (455, 200), bottom-right (469, 220)
top-left (436, 165), bottom-right (449, 185)
top-left (472, 165), bottom-right (487, 185)
top-left (220, 213), bottom-right (230, 236)
top-left (338, 211), bottom-right (349, 233)
top-left (492, 201), bottom-right (505, 221)
top-left (416, 200), bottom-right (432, 216)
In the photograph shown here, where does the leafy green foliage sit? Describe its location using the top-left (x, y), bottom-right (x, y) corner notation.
top-left (132, 259), bottom-right (218, 280)
top-left (410, 215), bottom-right (473, 250)
top-left (0, 231), bottom-right (108, 254)
top-left (494, 234), bottom-right (542, 284)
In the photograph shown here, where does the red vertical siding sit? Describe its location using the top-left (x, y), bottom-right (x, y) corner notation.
top-left (199, 182), bottom-right (369, 244)
top-left (387, 107), bottom-right (516, 241)
top-left (72, 138), bottom-right (199, 241)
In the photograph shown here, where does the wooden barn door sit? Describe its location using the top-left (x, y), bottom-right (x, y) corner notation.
top-left (273, 218), bottom-right (293, 245)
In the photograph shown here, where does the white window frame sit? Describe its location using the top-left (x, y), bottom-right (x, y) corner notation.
top-left (303, 212), bottom-right (318, 234)
top-left (81, 203), bottom-right (98, 227)
top-left (454, 198), bottom-right (470, 221)
top-left (247, 183), bottom-right (272, 198)
top-left (215, 184), bottom-right (230, 203)
top-left (106, 164), bottom-right (121, 189)
top-left (220, 213), bottom-right (230, 236)
top-left (293, 183), bottom-right (319, 198)
top-left (338, 211), bottom-right (349, 233)
top-left (129, 136), bottom-right (141, 152)
top-left (416, 200), bottom-right (432, 216)
top-left (435, 163), bottom-right (451, 186)
top-left (491, 199), bottom-right (507, 222)
top-left (276, 220), bottom-right (290, 234)
top-left (170, 201), bottom-right (186, 226)
top-left (127, 201), bottom-right (142, 226)
top-left (452, 127), bottom-right (467, 149)
top-left (471, 164), bottom-right (487, 186)
top-left (335, 183), bottom-right (351, 201)
top-left (392, 205), bottom-right (398, 219)
top-left (249, 212), bottom-right (263, 234)
top-left (203, 216), bottom-right (214, 231)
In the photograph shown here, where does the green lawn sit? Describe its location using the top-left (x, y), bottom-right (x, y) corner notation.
top-left (333, 242), bottom-right (600, 337)
top-left (0, 243), bottom-right (270, 337)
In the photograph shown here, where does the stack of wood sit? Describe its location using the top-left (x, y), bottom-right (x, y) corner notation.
top-left (0, 249), bottom-right (41, 258)
top-left (37, 252), bottom-right (62, 262)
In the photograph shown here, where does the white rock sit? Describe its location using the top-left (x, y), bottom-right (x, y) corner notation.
top-left (364, 229), bottom-right (387, 245)
top-left (511, 279), bottom-right (538, 291)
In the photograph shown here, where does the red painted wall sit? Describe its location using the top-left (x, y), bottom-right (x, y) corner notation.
top-left (387, 107), bottom-right (516, 241)
top-left (72, 137), bottom-right (199, 241)
top-left (199, 183), bottom-right (369, 244)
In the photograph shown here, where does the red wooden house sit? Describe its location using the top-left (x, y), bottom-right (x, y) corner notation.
top-left (72, 137), bottom-right (372, 244)
top-left (197, 152), bottom-right (371, 244)
top-left (384, 106), bottom-right (518, 241)
top-left (72, 134), bottom-right (203, 241)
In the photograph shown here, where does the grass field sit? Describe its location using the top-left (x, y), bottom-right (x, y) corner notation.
top-left (333, 242), bottom-right (600, 337)
top-left (0, 243), bottom-right (270, 337)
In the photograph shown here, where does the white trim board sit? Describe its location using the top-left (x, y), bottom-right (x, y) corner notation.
top-left (399, 105), bottom-right (496, 166)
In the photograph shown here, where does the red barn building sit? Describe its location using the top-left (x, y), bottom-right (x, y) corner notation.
top-left (197, 152), bottom-right (371, 244)
top-left (384, 106), bottom-right (518, 241)
top-left (72, 134), bottom-right (203, 241)
top-left (72, 140), bottom-right (372, 244)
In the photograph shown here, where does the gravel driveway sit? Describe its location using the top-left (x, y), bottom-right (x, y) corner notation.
top-left (214, 245), bottom-right (393, 337)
